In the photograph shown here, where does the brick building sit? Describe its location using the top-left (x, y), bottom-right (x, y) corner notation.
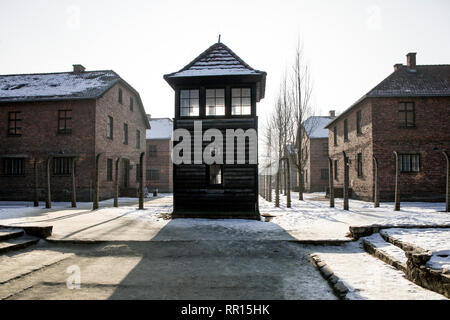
top-left (303, 113), bottom-right (335, 192)
top-left (146, 117), bottom-right (173, 193)
top-left (0, 65), bottom-right (149, 202)
top-left (326, 53), bottom-right (450, 201)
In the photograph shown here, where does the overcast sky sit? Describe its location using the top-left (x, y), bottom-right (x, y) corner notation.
top-left (1, 0), bottom-right (449, 125)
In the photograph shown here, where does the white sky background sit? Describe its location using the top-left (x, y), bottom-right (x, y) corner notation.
top-left (0, 0), bottom-right (449, 127)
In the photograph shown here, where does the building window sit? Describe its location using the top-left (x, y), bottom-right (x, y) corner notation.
top-left (344, 119), bottom-right (349, 141)
top-left (58, 110), bottom-right (72, 134)
top-left (208, 164), bottom-right (223, 185)
top-left (333, 126), bottom-right (337, 146)
top-left (136, 130), bottom-right (141, 149)
top-left (123, 123), bottom-right (128, 145)
top-left (118, 88), bottom-right (123, 104)
top-left (53, 157), bottom-right (72, 175)
top-left (107, 116), bottom-right (113, 139)
top-left (107, 159), bottom-right (113, 181)
top-left (8, 111), bottom-right (21, 136)
top-left (356, 110), bottom-right (362, 135)
top-left (130, 97), bottom-right (134, 111)
top-left (231, 88), bottom-right (251, 115)
top-left (206, 89), bottom-right (225, 116)
top-left (147, 169), bottom-right (160, 181)
top-left (321, 168), bottom-right (329, 180)
top-left (148, 145), bottom-right (157, 157)
top-left (357, 153), bottom-right (363, 177)
top-left (180, 89), bottom-right (199, 117)
top-left (400, 154), bottom-right (420, 173)
top-left (398, 102), bottom-right (415, 127)
top-left (323, 143), bottom-right (328, 156)
top-left (334, 160), bottom-right (338, 180)
top-left (3, 158), bottom-right (24, 176)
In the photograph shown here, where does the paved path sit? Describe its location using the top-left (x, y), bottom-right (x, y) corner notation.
top-left (0, 240), bottom-right (336, 300)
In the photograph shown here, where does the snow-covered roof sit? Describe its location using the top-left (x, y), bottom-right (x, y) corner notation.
top-left (146, 118), bottom-right (173, 140)
top-left (0, 70), bottom-right (120, 102)
top-left (303, 116), bottom-right (335, 138)
top-left (164, 42), bottom-right (265, 78)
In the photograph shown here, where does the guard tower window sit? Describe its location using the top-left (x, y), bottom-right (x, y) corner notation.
top-left (208, 165), bottom-right (223, 185)
top-left (180, 89), bottom-right (199, 117)
top-left (231, 88), bottom-right (251, 115)
top-left (206, 89), bottom-right (225, 116)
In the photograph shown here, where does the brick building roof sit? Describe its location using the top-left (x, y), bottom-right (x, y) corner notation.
top-left (326, 63), bottom-right (450, 128)
top-left (0, 70), bottom-right (122, 103)
top-left (146, 117), bottom-right (173, 140)
top-left (303, 116), bottom-right (335, 138)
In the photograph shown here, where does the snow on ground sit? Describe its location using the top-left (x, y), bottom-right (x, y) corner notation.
top-left (380, 228), bottom-right (450, 273)
top-left (311, 241), bottom-right (447, 300)
top-left (362, 233), bottom-right (408, 266)
top-left (259, 192), bottom-right (450, 239)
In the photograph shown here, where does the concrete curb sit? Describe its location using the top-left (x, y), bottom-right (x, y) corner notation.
top-left (361, 238), bottom-right (407, 272)
top-left (349, 224), bottom-right (450, 240)
top-left (309, 253), bottom-right (350, 300)
top-left (0, 225), bottom-right (52, 239)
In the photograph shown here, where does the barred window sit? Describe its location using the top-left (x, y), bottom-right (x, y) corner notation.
top-left (356, 110), bottom-right (362, 134)
top-left (107, 116), bottom-right (113, 139)
top-left (118, 88), bottom-right (123, 104)
top-left (123, 123), bottom-right (128, 145)
top-left (107, 159), bottom-right (113, 181)
top-left (146, 169), bottom-right (160, 181)
top-left (148, 145), bottom-right (157, 157)
top-left (208, 165), bottom-right (222, 185)
top-left (3, 158), bottom-right (24, 176)
top-left (136, 130), bottom-right (141, 149)
top-left (130, 97), bottom-right (134, 111)
top-left (344, 119), bottom-right (349, 141)
top-left (53, 157), bottom-right (72, 175)
top-left (357, 153), bottom-right (363, 177)
top-left (8, 111), bottom-right (21, 136)
top-left (321, 168), bottom-right (329, 180)
top-left (334, 160), bottom-right (338, 180)
top-left (206, 89), bottom-right (225, 116)
top-left (58, 110), bottom-right (72, 134)
top-left (400, 154), bottom-right (420, 173)
top-left (399, 102), bottom-right (415, 127)
top-left (231, 88), bottom-right (251, 115)
top-left (180, 89), bottom-right (199, 117)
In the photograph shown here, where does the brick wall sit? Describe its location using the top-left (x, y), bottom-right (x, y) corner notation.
top-left (146, 139), bottom-right (173, 192)
top-left (328, 101), bottom-right (374, 200)
top-left (95, 83), bottom-right (148, 199)
top-left (305, 138), bottom-right (330, 192)
top-left (0, 100), bottom-right (96, 201)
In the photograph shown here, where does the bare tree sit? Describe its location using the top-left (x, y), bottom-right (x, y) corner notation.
top-left (289, 40), bottom-right (314, 200)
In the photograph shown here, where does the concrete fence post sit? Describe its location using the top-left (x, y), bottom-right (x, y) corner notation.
top-left (286, 158), bottom-right (291, 208)
top-left (443, 151), bottom-right (449, 212)
top-left (34, 159), bottom-right (39, 207)
top-left (45, 157), bottom-right (52, 209)
top-left (343, 152), bottom-right (349, 211)
top-left (71, 158), bottom-right (77, 208)
top-left (114, 157), bottom-right (121, 207)
top-left (393, 151), bottom-right (400, 211)
top-left (328, 157), bottom-right (334, 208)
top-left (93, 153), bottom-right (102, 210)
top-left (373, 156), bottom-right (380, 208)
top-left (139, 152), bottom-right (145, 210)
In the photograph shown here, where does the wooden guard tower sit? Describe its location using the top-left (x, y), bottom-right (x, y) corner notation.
top-left (164, 41), bottom-right (266, 219)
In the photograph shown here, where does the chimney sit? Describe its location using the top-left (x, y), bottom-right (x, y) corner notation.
top-left (329, 110), bottom-right (336, 118)
top-left (406, 53), bottom-right (416, 69)
top-left (72, 64), bottom-right (86, 73)
top-left (394, 63), bottom-right (403, 71)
